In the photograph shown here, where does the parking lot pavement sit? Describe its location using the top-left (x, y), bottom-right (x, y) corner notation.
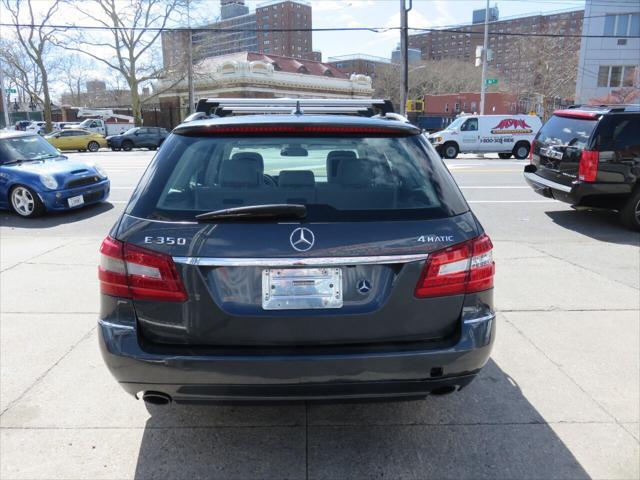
top-left (1, 150), bottom-right (638, 479)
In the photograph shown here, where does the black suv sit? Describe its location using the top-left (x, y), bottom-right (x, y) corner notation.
top-left (524, 105), bottom-right (640, 230)
top-left (98, 98), bottom-right (495, 405)
top-left (107, 127), bottom-right (168, 151)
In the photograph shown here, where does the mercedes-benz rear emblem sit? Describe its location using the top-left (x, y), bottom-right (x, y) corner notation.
top-left (357, 279), bottom-right (372, 294)
top-left (290, 227), bottom-right (315, 252)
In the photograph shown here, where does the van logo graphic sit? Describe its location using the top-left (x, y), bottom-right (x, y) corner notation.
top-left (491, 118), bottom-right (533, 134)
top-left (290, 227), bottom-right (315, 252)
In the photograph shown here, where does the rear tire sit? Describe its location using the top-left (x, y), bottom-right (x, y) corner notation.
top-left (513, 141), bottom-right (530, 160)
top-left (10, 185), bottom-right (45, 218)
top-left (620, 188), bottom-right (640, 231)
top-left (442, 142), bottom-right (459, 159)
top-left (88, 141), bottom-right (100, 152)
top-left (122, 140), bottom-right (133, 152)
top-left (498, 153), bottom-right (512, 159)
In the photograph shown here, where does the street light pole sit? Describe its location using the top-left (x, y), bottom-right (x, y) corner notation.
top-left (187, 0), bottom-right (195, 115)
top-left (479, 0), bottom-right (489, 115)
top-left (0, 64), bottom-right (10, 128)
top-left (399, 0), bottom-right (412, 116)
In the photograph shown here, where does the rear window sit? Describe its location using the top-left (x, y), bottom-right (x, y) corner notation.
top-left (127, 133), bottom-right (468, 222)
top-left (536, 115), bottom-right (598, 150)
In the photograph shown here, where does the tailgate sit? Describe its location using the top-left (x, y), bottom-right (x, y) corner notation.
top-left (117, 213), bottom-right (480, 347)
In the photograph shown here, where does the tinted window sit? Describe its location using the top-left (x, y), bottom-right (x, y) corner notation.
top-left (594, 115), bottom-right (640, 152)
top-left (536, 115), bottom-right (598, 150)
top-left (0, 135), bottom-right (59, 163)
top-left (127, 133), bottom-right (468, 222)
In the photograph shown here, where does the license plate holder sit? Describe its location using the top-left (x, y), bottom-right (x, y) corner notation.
top-left (67, 195), bottom-right (84, 207)
top-left (262, 268), bottom-right (343, 310)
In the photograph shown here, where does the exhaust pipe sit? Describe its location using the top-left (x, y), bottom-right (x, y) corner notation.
top-left (430, 386), bottom-right (457, 396)
top-left (142, 391), bottom-right (172, 406)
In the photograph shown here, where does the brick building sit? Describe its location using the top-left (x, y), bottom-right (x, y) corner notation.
top-left (409, 9), bottom-right (583, 85)
top-left (162, 0), bottom-right (320, 69)
top-left (326, 54), bottom-right (391, 79)
top-left (423, 92), bottom-right (519, 115)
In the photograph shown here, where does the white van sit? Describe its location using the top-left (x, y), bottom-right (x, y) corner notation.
top-left (427, 114), bottom-right (542, 159)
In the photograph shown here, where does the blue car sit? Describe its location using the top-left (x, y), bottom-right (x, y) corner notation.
top-left (0, 131), bottom-right (110, 218)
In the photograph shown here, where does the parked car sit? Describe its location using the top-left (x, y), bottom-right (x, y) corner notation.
top-left (45, 129), bottom-right (107, 152)
top-left (25, 121), bottom-right (46, 135)
top-left (97, 98), bottom-right (496, 405)
top-left (14, 120), bottom-right (31, 131)
top-left (106, 126), bottom-right (169, 151)
top-left (524, 105), bottom-right (640, 230)
top-left (0, 131), bottom-right (110, 218)
top-left (428, 114), bottom-right (542, 159)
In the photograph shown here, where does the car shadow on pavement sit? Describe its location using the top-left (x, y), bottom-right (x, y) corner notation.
top-left (0, 202), bottom-right (114, 228)
top-left (545, 209), bottom-right (640, 246)
top-left (133, 360), bottom-right (589, 479)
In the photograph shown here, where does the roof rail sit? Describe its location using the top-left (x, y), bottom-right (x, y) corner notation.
top-left (195, 98), bottom-right (395, 118)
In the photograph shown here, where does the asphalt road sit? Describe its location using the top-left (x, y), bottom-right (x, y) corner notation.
top-left (1, 149), bottom-right (638, 479)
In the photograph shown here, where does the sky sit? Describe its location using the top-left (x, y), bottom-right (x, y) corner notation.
top-left (248, 0), bottom-right (587, 60)
top-left (0, 0), bottom-right (588, 98)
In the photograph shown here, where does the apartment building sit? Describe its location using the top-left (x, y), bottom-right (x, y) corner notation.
top-left (408, 8), bottom-right (584, 83)
top-left (575, 0), bottom-right (640, 104)
top-left (161, 0), bottom-right (319, 69)
top-left (326, 54), bottom-right (391, 79)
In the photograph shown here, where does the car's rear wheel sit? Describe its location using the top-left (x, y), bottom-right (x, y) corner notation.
top-left (122, 140), bottom-right (133, 151)
top-left (10, 185), bottom-right (45, 218)
top-left (513, 141), bottom-right (530, 160)
top-left (498, 153), bottom-right (512, 159)
top-left (620, 188), bottom-right (640, 231)
top-left (88, 141), bottom-right (100, 152)
top-left (442, 142), bottom-right (459, 159)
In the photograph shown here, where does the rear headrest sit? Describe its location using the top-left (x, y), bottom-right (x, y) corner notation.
top-left (326, 150), bottom-right (357, 182)
top-left (219, 158), bottom-right (261, 187)
top-left (279, 170), bottom-right (315, 188)
top-left (231, 152), bottom-right (264, 173)
top-left (337, 158), bottom-right (389, 187)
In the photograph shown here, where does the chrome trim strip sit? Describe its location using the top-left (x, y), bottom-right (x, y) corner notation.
top-left (463, 313), bottom-right (495, 325)
top-left (173, 253), bottom-right (429, 267)
top-left (98, 318), bottom-right (135, 330)
top-left (524, 172), bottom-right (572, 193)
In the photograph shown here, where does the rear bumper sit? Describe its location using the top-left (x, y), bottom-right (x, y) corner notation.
top-left (98, 311), bottom-right (495, 402)
top-left (523, 170), bottom-right (631, 206)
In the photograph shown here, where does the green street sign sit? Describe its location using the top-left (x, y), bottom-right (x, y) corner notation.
top-left (485, 78), bottom-right (498, 86)
top-left (5, 88), bottom-right (17, 94)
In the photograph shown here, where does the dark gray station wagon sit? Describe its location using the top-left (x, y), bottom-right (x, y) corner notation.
top-left (98, 99), bottom-right (496, 405)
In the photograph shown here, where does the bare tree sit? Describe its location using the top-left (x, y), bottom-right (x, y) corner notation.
top-left (374, 60), bottom-right (483, 110)
top-left (58, 54), bottom-right (93, 105)
top-left (60, 0), bottom-right (187, 126)
top-left (503, 32), bottom-right (580, 118)
top-left (2, 0), bottom-right (64, 131)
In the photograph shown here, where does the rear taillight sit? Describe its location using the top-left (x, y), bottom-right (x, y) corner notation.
top-left (414, 234), bottom-right (495, 298)
top-left (99, 236), bottom-right (187, 302)
top-left (578, 150), bottom-right (599, 182)
top-left (529, 140), bottom-right (536, 162)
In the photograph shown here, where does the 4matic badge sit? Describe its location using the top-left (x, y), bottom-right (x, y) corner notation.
top-left (417, 234), bottom-right (454, 243)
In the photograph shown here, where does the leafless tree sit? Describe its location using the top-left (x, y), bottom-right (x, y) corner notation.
top-left (2, 0), bottom-right (64, 131)
top-left (60, 0), bottom-right (188, 126)
top-left (503, 32), bottom-right (580, 118)
top-left (374, 60), bottom-right (483, 110)
top-left (57, 54), bottom-right (93, 105)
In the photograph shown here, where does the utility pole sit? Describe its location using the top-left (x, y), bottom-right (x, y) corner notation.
top-left (187, 0), bottom-right (195, 115)
top-left (399, 0), bottom-right (411, 116)
top-left (0, 65), bottom-right (10, 128)
top-left (479, 0), bottom-right (489, 115)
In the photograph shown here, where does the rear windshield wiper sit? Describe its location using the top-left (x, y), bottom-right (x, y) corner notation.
top-left (196, 204), bottom-right (307, 222)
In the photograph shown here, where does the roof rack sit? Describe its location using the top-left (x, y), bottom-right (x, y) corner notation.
top-left (194, 98), bottom-right (395, 118)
